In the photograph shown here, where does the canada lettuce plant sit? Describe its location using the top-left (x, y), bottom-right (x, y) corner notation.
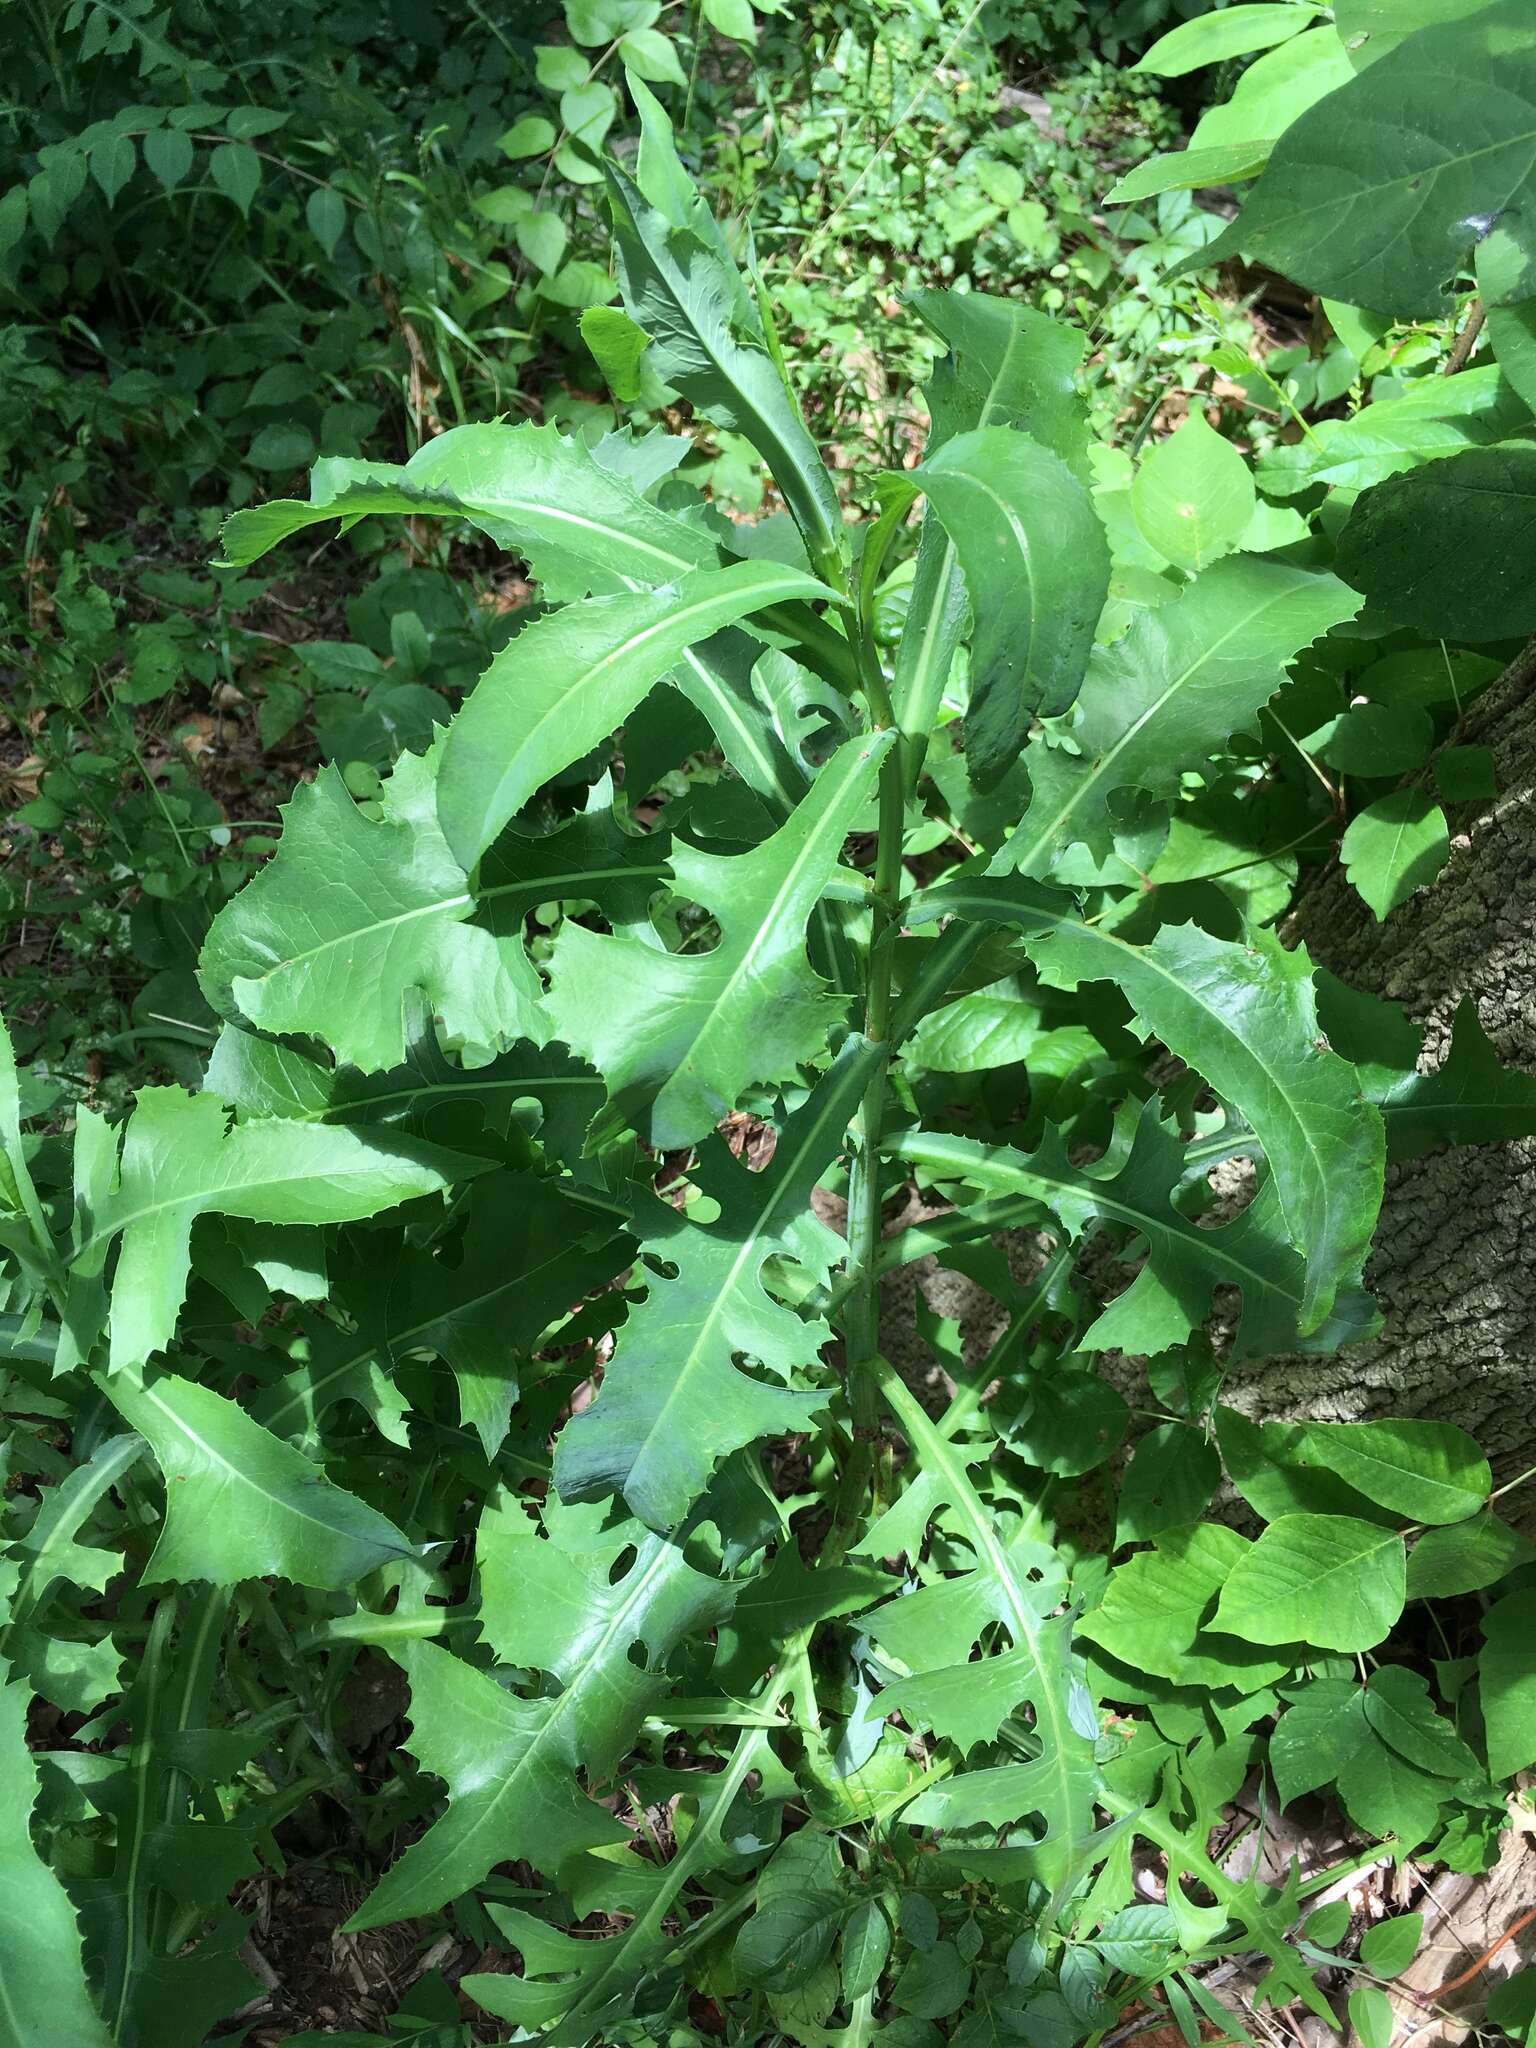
top-left (5, 28), bottom-right (1536, 2047)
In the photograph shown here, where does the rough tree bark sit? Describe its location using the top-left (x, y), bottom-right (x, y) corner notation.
top-left (1220, 646), bottom-right (1536, 1470)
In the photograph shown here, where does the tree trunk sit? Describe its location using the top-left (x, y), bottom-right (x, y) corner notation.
top-left (1220, 649), bottom-right (1536, 1470)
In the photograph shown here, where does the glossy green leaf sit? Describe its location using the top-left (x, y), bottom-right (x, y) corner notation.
top-left (0, 1675), bottom-right (113, 2047)
top-left (1363, 1667), bottom-right (1478, 1778)
top-left (1131, 412), bottom-right (1255, 572)
top-left (1213, 1514), bottom-right (1406, 1650)
top-left (1359, 1912), bottom-right (1422, 1976)
top-left (438, 559), bottom-right (835, 868)
top-left (1199, 3), bottom-right (1536, 316)
top-left (1080, 1523), bottom-right (1294, 1691)
top-left (548, 732), bottom-right (888, 1148)
top-left (1116, 1425), bottom-right (1222, 1547)
top-left (1406, 1514), bottom-right (1534, 1598)
top-left (1135, 4), bottom-right (1324, 77)
top-left (102, 1370), bottom-right (416, 1589)
top-left (1337, 443), bottom-right (1536, 641)
top-left (1340, 791), bottom-right (1451, 921)
top-left (1297, 1419), bottom-right (1490, 1524)
top-left (1480, 1590), bottom-right (1536, 1778)
top-left (555, 1038), bottom-right (876, 1528)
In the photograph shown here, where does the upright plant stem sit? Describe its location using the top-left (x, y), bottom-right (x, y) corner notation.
top-left (827, 612), bottom-right (907, 1555)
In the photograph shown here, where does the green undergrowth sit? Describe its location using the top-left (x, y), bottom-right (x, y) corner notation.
top-left (6, 4), bottom-right (1536, 2046)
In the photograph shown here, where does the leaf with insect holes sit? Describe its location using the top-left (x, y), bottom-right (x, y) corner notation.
top-left (351, 1491), bottom-right (732, 1928)
top-left (860, 1363), bottom-right (1101, 1914)
top-left (914, 879), bottom-right (1386, 1336)
top-left (200, 746), bottom-right (545, 1073)
top-left (546, 732), bottom-right (890, 1150)
top-left (554, 1038), bottom-right (878, 1529)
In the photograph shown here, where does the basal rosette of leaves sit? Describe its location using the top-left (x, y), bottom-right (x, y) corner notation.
top-left (5, 13), bottom-right (1536, 2043)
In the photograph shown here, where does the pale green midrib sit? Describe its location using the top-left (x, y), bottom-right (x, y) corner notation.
top-left (262, 1234), bottom-right (602, 1436)
top-left (674, 744), bottom-right (879, 1099)
top-left (8, 1436), bottom-right (144, 1624)
top-left (889, 1130), bottom-right (1306, 1309)
top-left (230, 858), bottom-right (670, 998)
top-left (1043, 915), bottom-right (1337, 1268)
top-left (640, 233), bottom-right (837, 553)
top-left (300, 482), bottom-right (706, 581)
top-left (314, 1070), bottom-right (600, 1126)
top-left (882, 1369), bottom-right (1090, 1850)
top-left (1005, 584), bottom-right (1299, 871)
top-left (617, 1089), bottom-right (854, 1488)
top-left (481, 572), bottom-right (813, 842)
top-left (120, 1378), bottom-right (408, 1555)
top-left (83, 1155), bottom-right (441, 1256)
top-left (383, 1538), bottom-right (678, 1905)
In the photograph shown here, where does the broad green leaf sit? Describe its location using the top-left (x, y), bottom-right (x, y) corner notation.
top-left (1337, 444), bottom-right (1536, 640)
top-left (1358, 1912), bottom-right (1422, 1976)
top-left (1297, 1419), bottom-right (1490, 1524)
top-left (842, 1899), bottom-right (892, 2001)
top-left (864, 1362), bottom-right (1100, 1918)
top-left (101, 1370), bottom-right (416, 1588)
top-left (1339, 791), bottom-right (1450, 921)
top-left (894, 292), bottom-right (1093, 776)
top-left (1198, 3), bottom-right (1536, 316)
top-left (1109, 30), bottom-right (1352, 203)
top-left (201, 749), bottom-right (544, 1073)
top-left (606, 81), bottom-right (841, 569)
top-left (1406, 1514), bottom-right (1533, 1597)
top-left (736, 1888), bottom-right (845, 1990)
top-left (1216, 1407), bottom-right (1397, 1524)
top-left (994, 557), bottom-right (1358, 875)
top-left (1274, 1683), bottom-right (1455, 1846)
top-left (580, 304), bottom-right (652, 400)
top-left (0, 1004), bottom-right (47, 1243)
top-left (1213, 1514), bottom-right (1406, 1650)
top-left (219, 419), bottom-right (718, 597)
top-left (1005, 904), bottom-right (1383, 1335)
top-left (1363, 1667), bottom-right (1478, 1778)
top-left (1336, 0), bottom-right (1509, 66)
top-left (546, 731), bottom-right (890, 1148)
top-left (1131, 413), bottom-right (1255, 572)
top-left (1480, 1590), bottom-right (1536, 1778)
top-left (437, 559), bottom-right (836, 868)
top-left (1135, 5), bottom-right (1324, 76)
top-left (1115, 1425), bottom-right (1221, 1547)
top-left (888, 425), bottom-right (1108, 789)
top-left (0, 1675), bottom-right (114, 2048)
top-left (354, 1492), bottom-right (731, 1926)
top-left (554, 1038), bottom-right (877, 1528)
top-left (83, 1087), bottom-right (476, 1372)
top-left (1080, 1522), bottom-right (1295, 1691)
top-left (1254, 365), bottom-right (1526, 497)
top-left (1350, 1987), bottom-right (1394, 2048)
